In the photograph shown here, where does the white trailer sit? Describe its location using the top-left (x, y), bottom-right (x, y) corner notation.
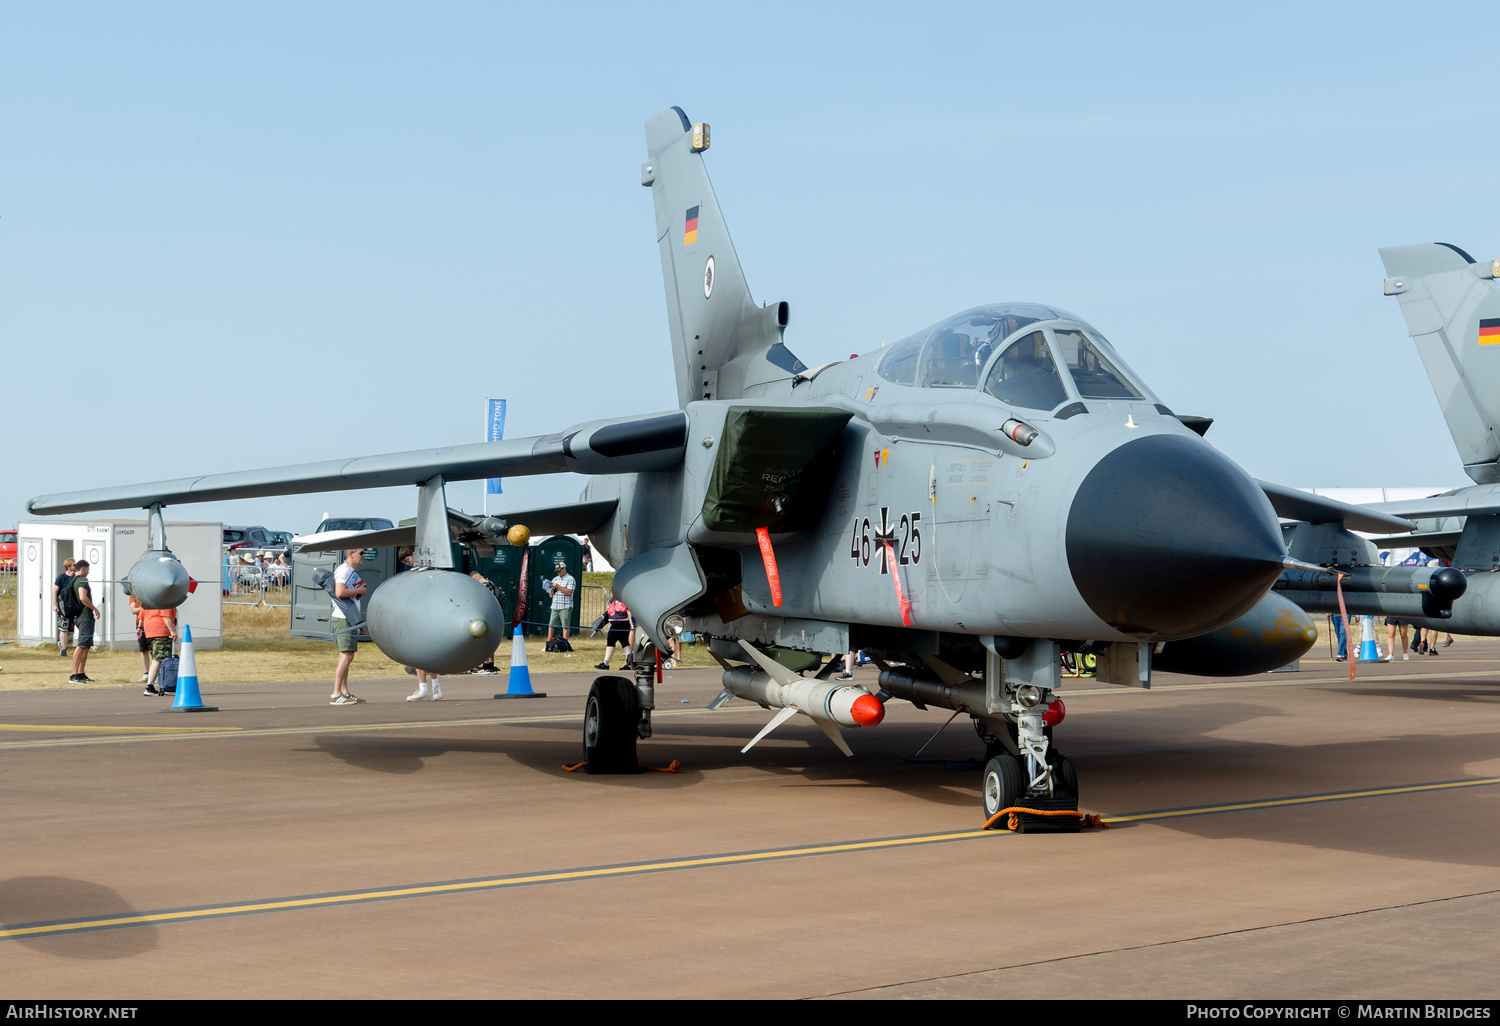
top-left (16, 520), bottom-right (223, 651)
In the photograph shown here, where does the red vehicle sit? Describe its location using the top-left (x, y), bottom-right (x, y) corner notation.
top-left (0, 529), bottom-right (16, 566)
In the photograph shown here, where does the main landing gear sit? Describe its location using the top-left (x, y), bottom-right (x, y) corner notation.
top-left (582, 637), bottom-right (658, 774)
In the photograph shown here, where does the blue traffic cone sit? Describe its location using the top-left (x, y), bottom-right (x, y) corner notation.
top-left (1358, 615), bottom-right (1383, 663)
top-left (495, 625), bottom-right (546, 699)
top-left (166, 624), bottom-right (218, 712)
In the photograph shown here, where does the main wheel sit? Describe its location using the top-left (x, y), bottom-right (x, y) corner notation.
top-left (981, 754), bottom-right (1023, 820)
top-left (583, 676), bottom-right (641, 774)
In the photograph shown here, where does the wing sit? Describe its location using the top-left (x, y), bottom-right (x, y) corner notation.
top-left (27, 412), bottom-right (686, 516)
top-left (292, 499), bottom-right (620, 554)
top-left (1359, 486), bottom-right (1500, 522)
top-left (1256, 481), bottom-right (1415, 534)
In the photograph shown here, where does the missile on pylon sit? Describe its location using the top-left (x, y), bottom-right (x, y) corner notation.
top-left (717, 640), bottom-right (885, 756)
top-left (1275, 565), bottom-right (1467, 620)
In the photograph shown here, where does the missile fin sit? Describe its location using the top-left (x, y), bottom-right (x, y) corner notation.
top-left (741, 705), bottom-right (799, 754)
top-left (917, 654), bottom-right (969, 687)
top-left (813, 717), bottom-right (854, 757)
top-left (812, 653), bottom-right (844, 681)
top-left (736, 639), bottom-right (802, 686)
top-left (708, 688), bottom-right (736, 711)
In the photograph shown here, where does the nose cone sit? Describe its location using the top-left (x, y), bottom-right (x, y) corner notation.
top-left (1066, 434), bottom-right (1285, 640)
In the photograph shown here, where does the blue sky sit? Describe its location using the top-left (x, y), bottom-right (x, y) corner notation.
top-left (4, 2), bottom-right (1496, 532)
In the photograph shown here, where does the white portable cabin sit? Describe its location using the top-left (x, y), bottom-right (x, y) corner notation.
top-left (16, 520), bottom-right (224, 651)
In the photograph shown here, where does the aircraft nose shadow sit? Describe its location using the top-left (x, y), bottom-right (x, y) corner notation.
top-left (0, 877), bottom-right (158, 959)
top-left (308, 734), bottom-right (513, 774)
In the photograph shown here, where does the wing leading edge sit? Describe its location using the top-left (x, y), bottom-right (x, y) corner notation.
top-left (1256, 481), bottom-right (1415, 534)
top-left (27, 413), bottom-right (686, 516)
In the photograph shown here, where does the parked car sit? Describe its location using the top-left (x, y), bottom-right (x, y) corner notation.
top-left (0, 528), bottom-right (16, 566)
top-left (314, 518), bottom-right (394, 534)
top-left (223, 526), bottom-right (284, 551)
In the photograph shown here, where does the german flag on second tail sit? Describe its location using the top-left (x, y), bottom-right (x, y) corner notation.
top-left (1480, 318), bottom-right (1500, 346)
top-left (684, 205), bottom-right (700, 245)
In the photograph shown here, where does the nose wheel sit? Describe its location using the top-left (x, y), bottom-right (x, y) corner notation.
top-left (982, 755), bottom-right (1023, 820)
top-left (981, 750), bottom-right (1080, 832)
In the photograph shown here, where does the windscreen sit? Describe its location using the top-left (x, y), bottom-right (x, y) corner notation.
top-left (983, 330), bottom-right (1069, 410)
top-left (877, 332), bottom-right (924, 385)
top-left (1053, 328), bottom-right (1143, 400)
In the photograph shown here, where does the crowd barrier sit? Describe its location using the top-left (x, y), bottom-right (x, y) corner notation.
top-left (223, 556), bottom-right (292, 608)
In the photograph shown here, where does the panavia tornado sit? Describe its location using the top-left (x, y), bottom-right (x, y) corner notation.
top-left (1272, 243), bottom-right (1500, 638)
top-left (27, 108), bottom-right (1416, 825)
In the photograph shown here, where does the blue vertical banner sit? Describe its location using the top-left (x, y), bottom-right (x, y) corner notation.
top-left (486, 398), bottom-right (507, 496)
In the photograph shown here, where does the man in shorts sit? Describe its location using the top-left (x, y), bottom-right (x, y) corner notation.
top-left (140, 602), bottom-right (178, 696)
top-left (69, 561), bottom-right (101, 683)
top-left (53, 558), bottom-right (76, 656)
top-left (331, 549), bottom-right (368, 704)
top-left (543, 556), bottom-right (575, 649)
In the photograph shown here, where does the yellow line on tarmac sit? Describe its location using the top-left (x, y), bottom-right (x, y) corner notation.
top-left (0, 705), bottom-right (768, 751)
top-left (1065, 666), bottom-right (1500, 697)
top-left (5, 775), bottom-right (1499, 939)
top-left (0, 723), bottom-right (237, 734)
top-left (1104, 776), bottom-right (1500, 824)
top-left (0, 715), bottom-right (571, 750)
top-left (0, 830), bottom-right (994, 939)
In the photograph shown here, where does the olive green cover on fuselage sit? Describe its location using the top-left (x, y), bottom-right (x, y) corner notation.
top-left (700, 406), bottom-right (852, 534)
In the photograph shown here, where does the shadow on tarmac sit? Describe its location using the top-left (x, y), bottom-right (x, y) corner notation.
top-left (0, 876), bottom-right (158, 958)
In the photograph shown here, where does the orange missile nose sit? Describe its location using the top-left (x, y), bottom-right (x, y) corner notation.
top-left (851, 693), bottom-right (885, 727)
top-left (1042, 699), bottom-right (1065, 727)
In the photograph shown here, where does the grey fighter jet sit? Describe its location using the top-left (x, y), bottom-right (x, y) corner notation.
top-left (27, 108), bottom-right (1413, 824)
top-left (1277, 243), bottom-right (1500, 637)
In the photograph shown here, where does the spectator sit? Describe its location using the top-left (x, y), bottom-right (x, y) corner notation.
top-left (543, 556), bottom-right (575, 649)
top-left (1384, 616), bottom-right (1410, 661)
top-left (129, 595), bottom-right (151, 683)
top-left (1330, 614), bottom-right (1348, 661)
top-left (140, 602), bottom-right (178, 696)
top-left (53, 558), bottom-right (76, 656)
top-left (68, 561), bottom-right (101, 683)
top-left (330, 549), bottom-right (368, 705)
top-left (407, 666), bottom-right (442, 701)
top-left (595, 593), bottom-right (634, 670)
top-left (469, 571), bottom-right (501, 675)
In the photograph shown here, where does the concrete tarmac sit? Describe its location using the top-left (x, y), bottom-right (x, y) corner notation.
top-left (2, 643), bottom-right (1499, 999)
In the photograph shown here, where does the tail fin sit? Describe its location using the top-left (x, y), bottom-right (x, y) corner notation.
top-left (644, 107), bottom-right (797, 409)
top-left (1380, 243), bottom-right (1500, 483)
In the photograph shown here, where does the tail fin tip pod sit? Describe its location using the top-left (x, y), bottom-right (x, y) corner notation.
top-left (645, 107), bottom-right (801, 409)
top-left (1379, 243), bottom-right (1500, 484)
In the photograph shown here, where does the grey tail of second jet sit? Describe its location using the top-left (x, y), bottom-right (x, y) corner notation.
top-left (644, 107), bottom-right (801, 410)
top-left (1380, 243), bottom-right (1500, 484)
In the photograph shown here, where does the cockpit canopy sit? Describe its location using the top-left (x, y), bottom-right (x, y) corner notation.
top-left (876, 303), bottom-right (1152, 411)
